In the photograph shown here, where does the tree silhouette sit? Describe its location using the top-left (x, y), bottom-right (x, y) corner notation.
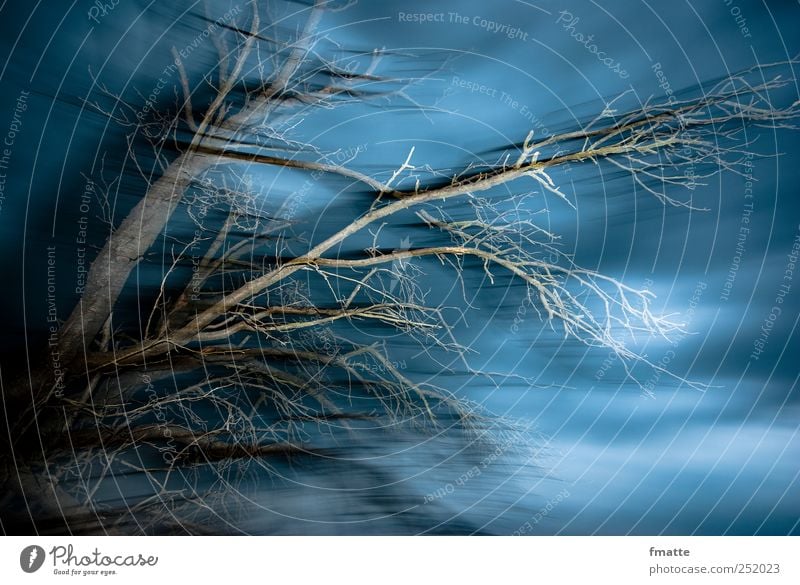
top-left (2, 1), bottom-right (798, 534)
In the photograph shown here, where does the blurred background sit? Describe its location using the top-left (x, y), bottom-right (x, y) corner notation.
top-left (0, 0), bottom-right (797, 534)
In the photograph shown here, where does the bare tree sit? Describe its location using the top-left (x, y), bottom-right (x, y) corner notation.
top-left (2, 1), bottom-right (798, 534)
